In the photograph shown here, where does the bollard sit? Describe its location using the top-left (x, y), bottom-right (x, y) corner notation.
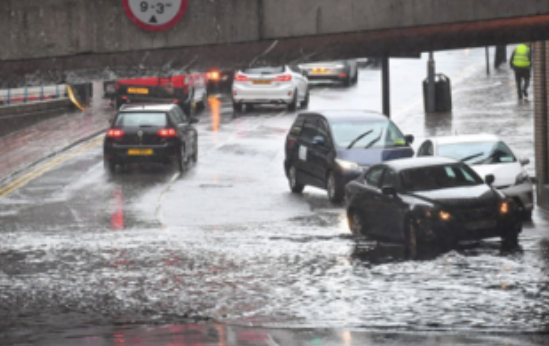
top-left (40, 85), bottom-right (44, 101)
top-left (24, 86), bottom-right (28, 103)
top-left (7, 88), bottom-right (11, 105)
top-left (56, 84), bottom-right (59, 99)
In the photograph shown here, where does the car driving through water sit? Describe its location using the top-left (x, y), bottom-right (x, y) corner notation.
top-left (346, 157), bottom-right (523, 256)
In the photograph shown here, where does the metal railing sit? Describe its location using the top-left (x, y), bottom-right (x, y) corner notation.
top-left (0, 85), bottom-right (67, 106)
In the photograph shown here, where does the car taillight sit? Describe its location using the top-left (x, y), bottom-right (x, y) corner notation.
top-left (234, 74), bottom-right (250, 82)
top-left (275, 74), bottom-right (292, 82)
top-left (107, 129), bottom-right (124, 138)
top-left (158, 128), bottom-right (177, 137)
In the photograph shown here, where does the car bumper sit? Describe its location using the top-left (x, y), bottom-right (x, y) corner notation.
top-left (104, 144), bottom-right (178, 163)
top-left (498, 183), bottom-right (534, 211)
top-left (232, 84), bottom-right (295, 104)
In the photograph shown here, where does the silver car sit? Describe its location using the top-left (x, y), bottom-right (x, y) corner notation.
top-left (232, 65), bottom-right (309, 113)
top-left (299, 60), bottom-right (359, 86)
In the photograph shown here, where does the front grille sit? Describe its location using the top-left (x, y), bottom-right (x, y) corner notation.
top-left (455, 206), bottom-right (497, 222)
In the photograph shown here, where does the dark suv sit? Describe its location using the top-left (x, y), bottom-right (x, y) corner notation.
top-left (103, 104), bottom-right (198, 173)
top-left (284, 110), bottom-right (414, 203)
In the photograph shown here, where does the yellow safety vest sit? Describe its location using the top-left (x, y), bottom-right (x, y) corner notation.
top-left (512, 45), bottom-right (531, 68)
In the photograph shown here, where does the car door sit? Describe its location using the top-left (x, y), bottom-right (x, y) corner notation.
top-left (307, 117), bottom-right (334, 186)
top-left (376, 168), bottom-right (405, 241)
top-left (359, 166), bottom-right (387, 236)
top-left (295, 115), bottom-right (318, 184)
top-left (288, 65), bottom-right (308, 99)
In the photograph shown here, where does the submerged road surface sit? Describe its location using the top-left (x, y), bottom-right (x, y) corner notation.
top-left (0, 48), bottom-right (547, 345)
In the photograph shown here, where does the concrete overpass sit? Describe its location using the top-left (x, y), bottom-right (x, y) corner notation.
top-left (1, 0), bottom-right (549, 86)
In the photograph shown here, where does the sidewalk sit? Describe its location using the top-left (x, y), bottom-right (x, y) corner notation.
top-left (0, 83), bottom-right (113, 183)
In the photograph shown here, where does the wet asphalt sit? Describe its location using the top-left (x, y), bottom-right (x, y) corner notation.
top-left (0, 48), bottom-right (548, 345)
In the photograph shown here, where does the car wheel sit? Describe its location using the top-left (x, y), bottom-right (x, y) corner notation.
top-left (343, 67), bottom-right (352, 87)
top-left (327, 172), bottom-right (344, 203)
top-left (522, 209), bottom-right (533, 221)
top-left (353, 70), bottom-right (359, 84)
top-left (301, 89), bottom-right (310, 109)
top-left (192, 141), bottom-right (198, 163)
top-left (104, 158), bottom-right (116, 174)
top-left (502, 220), bottom-right (522, 248)
top-left (287, 91), bottom-right (298, 112)
top-left (405, 218), bottom-right (419, 259)
top-left (348, 209), bottom-right (365, 237)
top-left (233, 102), bottom-right (243, 113)
top-left (288, 165), bottom-right (305, 193)
top-left (175, 149), bottom-right (185, 172)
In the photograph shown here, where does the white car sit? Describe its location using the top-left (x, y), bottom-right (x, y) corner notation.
top-left (416, 134), bottom-right (534, 220)
top-left (299, 60), bottom-right (359, 86)
top-left (232, 65), bottom-right (309, 113)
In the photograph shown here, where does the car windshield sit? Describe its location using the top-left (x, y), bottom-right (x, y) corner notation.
top-left (242, 66), bottom-right (285, 75)
top-left (400, 164), bottom-right (484, 191)
top-left (330, 119), bottom-right (407, 149)
top-left (438, 141), bottom-right (517, 165)
top-left (115, 112), bottom-right (168, 127)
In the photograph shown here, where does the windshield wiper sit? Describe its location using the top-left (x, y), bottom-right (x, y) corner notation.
top-left (347, 130), bottom-right (373, 149)
top-left (460, 152), bottom-right (484, 162)
top-left (471, 151), bottom-right (498, 165)
top-left (364, 131), bottom-right (383, 149)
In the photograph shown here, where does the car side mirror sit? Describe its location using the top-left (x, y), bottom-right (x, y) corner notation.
top-left (382, 186), bottom-right (397, 196)
top-left (485, 174), bottom-right (495, 186)
top-left (312, 136), bottom-right (325, 146)
top-left (404, 135), bottom-right (415, 145)
top-left (190, 117), bottom-right (199, 124)
top-left (520, 157), bottom-right (530, 166)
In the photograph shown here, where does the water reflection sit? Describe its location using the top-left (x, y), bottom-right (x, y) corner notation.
top-left (111, 187), bottom-right (124, 230)
top-left (424, 111), bottom-right (453, 137)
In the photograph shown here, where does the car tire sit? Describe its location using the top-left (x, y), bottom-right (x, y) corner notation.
top-left (288, 165), bottom-right (305, 193)
top-left (301, 89), bottom-right (310, 109)
top-left (502, 220), bottom-right (522, 248)
top-left (104, 158), bottom-right (116, 174)
top-left (233, 102), bottom-right (243, 113)
top-left (327, 171), bottom-right (344, 204)
top-left (288, 91), bottom-right (298, 112)
top-left (175, 149), bottom-right (185, 172)
top-left (353, 70), bottom-right (359, 84)
top-left (348, 209), bottom-right (365, 237)
top-left (522, 209), bottom-right (533, 221)
top-left (343, 67), bottom-right (352, 87)
top-left (192, 141), bottom-right (198, 163)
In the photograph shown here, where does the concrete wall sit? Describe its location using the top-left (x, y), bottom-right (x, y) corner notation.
top-left (0, 99), bottom-right (72, 137)
top-left (2, 0), bottom-right (549, 61)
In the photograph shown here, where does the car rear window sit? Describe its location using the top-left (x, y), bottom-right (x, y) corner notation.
top-left (400, 164), bottom-right (483, 191)
top-left (242, 66), bottom-right (284, 75)
top-left (115, 112), bottom-right (168, 127)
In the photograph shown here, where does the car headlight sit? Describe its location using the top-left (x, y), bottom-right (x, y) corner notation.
top-left (336, 159), bottom-right (360, 171)
top-left (500, 201), bottom-right (510, 215)
top-left (425, 208), bottom-right (452, 221)
top-left (515, 171), bottom-right (530, 185)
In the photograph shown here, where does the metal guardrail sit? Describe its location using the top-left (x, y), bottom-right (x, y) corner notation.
top-left (0, 85), bottom-right (67, 106)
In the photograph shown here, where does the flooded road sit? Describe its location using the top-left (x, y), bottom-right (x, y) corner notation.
top-left (0, 49), bottom-right (548, 345)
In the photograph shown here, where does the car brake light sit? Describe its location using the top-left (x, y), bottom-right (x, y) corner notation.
top-left (234, 74), bottom-right (250, 82)
top-left (339, 73), bottom-right (347, 78)
top-left (275, 74), bottom-right (292, 82)
top-left (107, 129), bottom-right (124, 138)
top-left (158, 128), bottom-right (177, 137)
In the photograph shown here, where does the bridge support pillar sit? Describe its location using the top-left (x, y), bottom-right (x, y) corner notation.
top-left (382, 56), bottom-right (391, 117)
top-left (534, 41), bottom-right (549, 202)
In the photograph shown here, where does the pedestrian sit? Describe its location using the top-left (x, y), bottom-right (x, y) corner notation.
top-left (510, 44), bottom-right (532, 100)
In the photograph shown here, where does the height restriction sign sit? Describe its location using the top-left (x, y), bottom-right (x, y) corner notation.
top-left (122, 0), bottom-right (188, 32)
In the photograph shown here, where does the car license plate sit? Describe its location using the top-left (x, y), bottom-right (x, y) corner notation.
top-left (128, 148), bottom-right (153, 156)
top-left (311, 68), bottom-right (328, 74)
top-left (127, 87), bottom-right (149, 95)
top-left (253, 80), bottom-right (272, 85)
top-left (465, 219), bottom-right (496, 231)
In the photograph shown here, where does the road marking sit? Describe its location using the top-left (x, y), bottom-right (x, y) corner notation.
top-left (0, 138), bottom-right (103, 200)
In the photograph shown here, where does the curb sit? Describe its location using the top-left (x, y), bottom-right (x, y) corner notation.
top-left (0, 127), bottom-right (108, 185)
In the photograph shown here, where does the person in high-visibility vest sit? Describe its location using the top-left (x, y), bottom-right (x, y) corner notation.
top-left (510, 44), bottom-right (533, 100)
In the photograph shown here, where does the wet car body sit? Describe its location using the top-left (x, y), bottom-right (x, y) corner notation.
top-left (346, 157), bottom-right (523, 252)
top-left (417, 134), bottom-right (534, 220)
top-left (284, 110), bottom-right (414, 203)
top-left (232, 65), bottom-right (309, 112)
top-left (299, 60), bottom-right (359, 86)
top-left (103, 104), bottom-right (198, 172)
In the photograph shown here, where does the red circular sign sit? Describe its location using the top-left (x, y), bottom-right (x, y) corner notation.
top-left (122, 0), bottom-right (188, 32)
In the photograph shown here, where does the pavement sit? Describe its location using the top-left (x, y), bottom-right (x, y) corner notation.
top-left (0, 83), bottom-right (113, 184)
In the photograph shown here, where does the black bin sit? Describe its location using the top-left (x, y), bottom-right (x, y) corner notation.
top-left (423, 74), bottom-right (452, 112)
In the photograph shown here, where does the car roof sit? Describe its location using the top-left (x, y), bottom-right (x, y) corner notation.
top-left (299, 110), bottom-right (388, 122)
top-left (426, 134), bottom-right (500, 145)
top-left (383, 157), bottom-right (459, 171)
top-left (119, 103), bottom-right (178, 112)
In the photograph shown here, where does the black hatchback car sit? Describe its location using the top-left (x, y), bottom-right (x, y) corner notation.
top-left (103, 104), bottom-right (198, 173)
top-left (284, 110), bottom-right (414, 203)
top-left (345, 157), bottom-right (523, 256)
